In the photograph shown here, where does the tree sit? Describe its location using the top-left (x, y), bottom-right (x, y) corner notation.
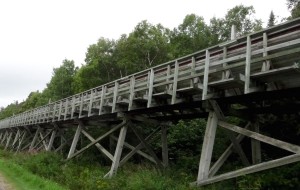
top-left (47, 59), bottom-right (77, 100)
top-left (73, 38), bottom-right (118, 92)
top-left (287, 0), bottom-right (300, 19)
top-left (209, 5), bottom-right (262, 42)
top-left (268, 11), bottom-right (276, 27)
top-left (114, 21), bottom-right (171, 75)
top-left (170, 14), bottom-right (211, 57)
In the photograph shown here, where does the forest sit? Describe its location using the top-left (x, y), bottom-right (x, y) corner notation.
top-left (1, 1), bottom-right (300, 189)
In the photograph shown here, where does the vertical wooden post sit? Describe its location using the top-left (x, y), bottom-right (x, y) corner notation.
top-left (107, 125), bottom-right (128, 178)
top-left (128, 76), bottom-right (135, 111)
top-left (99, 86), bottom-right (106, 115)
top-left (251, 121), bottom-right (261, 164)
top-left (231, 25), bottom-right (236, 40)
top-left (64, 98), bottom-right (69, 120)
top-left (244, 35), bottom-right (251, 94)
top-left (71, 96), bottom-right (76, 119)
top-left (161, 125), bottom-right (168, 167)
top-left (197, 111), bottom-right (218, 182)
top-left (58, 101), bottom-right (63, 121)
top-left (262, 32), bottom-right (270, 72)
top-left (112, 81), bottom-right (119, 113)
top-left (202, 50), bottom-right (210, 100)
top-left (190, 57), bottom-right (196, 87)
top-left (67, 124), bottom-right (82, 159)
top-left (147, 69), bottom-right (154, 108)
top-left (171, 61), bottom-right (179, 104)
top-left (88, 90), bottom-right (95, 117)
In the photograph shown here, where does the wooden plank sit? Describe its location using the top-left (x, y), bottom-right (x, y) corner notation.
top-left (193, 154), bottom-right (300, 186)
top-left (219, 121), bottom-right (300, 153)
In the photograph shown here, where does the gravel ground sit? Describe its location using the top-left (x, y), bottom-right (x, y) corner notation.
top-left (0, 173), bottom-right (14, 190)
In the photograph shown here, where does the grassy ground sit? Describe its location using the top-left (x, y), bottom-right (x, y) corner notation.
top-left (0, 149), bottom-right (235, 190)
top-left (0, 158), bottom-right (66, 190)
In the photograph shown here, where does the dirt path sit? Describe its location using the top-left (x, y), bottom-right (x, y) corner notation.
top-left (0, 172), bottom-right (14, 190)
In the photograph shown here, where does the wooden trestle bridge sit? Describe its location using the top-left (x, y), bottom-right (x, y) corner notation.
top-left (1, 18), bottom-right (300, 186)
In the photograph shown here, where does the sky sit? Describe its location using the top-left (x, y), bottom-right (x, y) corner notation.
top-left (0, 0), bottom-right (290, 108)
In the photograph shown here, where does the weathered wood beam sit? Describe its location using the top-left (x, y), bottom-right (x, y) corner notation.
top-left (193, 154), bottom-right (300, 186)
top-left (67, 120), bottom-right (126, 160)
top-left (29, 126), bottom-right (42, 151)
top-left (67, 123), bottom-right (82, 159)
top-left (219, 121), bottom-right (300, 153)
top-left (119, 126), bottom-right (160, 166)
top-left (202, 50), bottom-right (210, 100)
top-left (106, 125), bottom-right (128, 178)
top-left (208, 122), bottom-right (250, 177)
top-left (110, 135), bottom-right (156, 164)
top-left (81, 129), bottom-right (114, 161)
top-left (197, 111), bottom-right (218, 181)
top-left (130, 125), bottom-right (164, 169)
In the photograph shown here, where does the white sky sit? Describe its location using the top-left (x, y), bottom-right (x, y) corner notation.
top-left (0, 0), bottom-right (290, 108)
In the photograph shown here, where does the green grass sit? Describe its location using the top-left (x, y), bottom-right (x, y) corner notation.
top-left (0, 149), bottom-right (231, 190)
top-left (0, 158), bottom-right (66, 190)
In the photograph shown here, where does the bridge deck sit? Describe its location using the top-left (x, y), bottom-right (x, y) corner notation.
top-left (1, 18), bottom-right (300, 129)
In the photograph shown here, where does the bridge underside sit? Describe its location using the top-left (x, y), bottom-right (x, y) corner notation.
top-left (1, 18), bottom-right (300, 186)
top-left (1, 87), bottom-right (300, 185)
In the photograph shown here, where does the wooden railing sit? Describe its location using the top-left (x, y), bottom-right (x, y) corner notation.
top-left (1, 18), bottom-right (300, 129)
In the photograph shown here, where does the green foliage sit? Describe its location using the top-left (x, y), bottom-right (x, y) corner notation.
top-left (0, 101), bottom-right (21, 120)
top-left (0, 156), bottom-right (66, 190)
top-left (168, 119), bottom-right (206, 173)
top-left (47, 59), bottom-right (77, 101)
top-left (268, 11), bottom-right (276, 27)
top-left (115, 20), bottom-right (172, 75)
top-left (210, 5), bottom-right (262, 42)
top-left (170, 14), bottom-right (212, 58)
top-left (287, 0), bottom-right (300, 19)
